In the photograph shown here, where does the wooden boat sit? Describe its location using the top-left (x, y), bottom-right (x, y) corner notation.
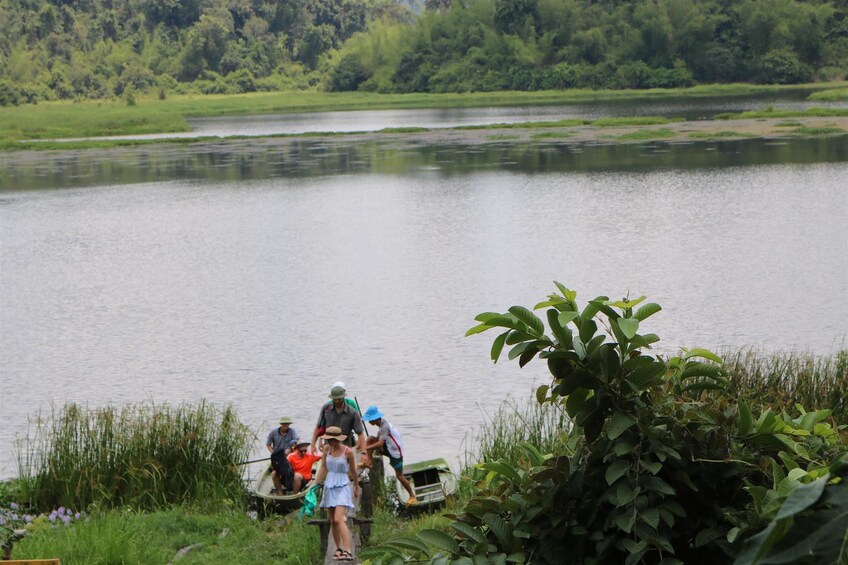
top-left (251, 465), bottom-right (315, 517)
top-left (394, 458), bottom-right (457, 511)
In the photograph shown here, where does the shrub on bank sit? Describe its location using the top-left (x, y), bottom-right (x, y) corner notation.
top-left (363, 283), bottom-right (848, 564)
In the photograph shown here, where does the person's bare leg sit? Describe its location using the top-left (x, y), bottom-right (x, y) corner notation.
top-left (329, 505), bottom-right (343, 554)
top-left (396, 469), bottom-right (415, 501)
top-left (333, 505), bottom-right (352, 552)
top-left (293, 472), bottom-right (303, 493)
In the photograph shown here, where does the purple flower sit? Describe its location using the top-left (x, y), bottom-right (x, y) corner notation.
top-left (61, 515), bottom-right (71, 525)
top-left (10, 503), bottom-right (19, 510)
top-left (74, 513), bottom-right (81, 519)
top-left (57, 507), bottom-right (66, 515)
top-left (48, 511), bottom-right (57, 522)
top-left (24, 515), bottom-right (32, 523)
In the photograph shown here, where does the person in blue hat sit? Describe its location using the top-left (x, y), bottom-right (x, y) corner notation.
top-left (361, 405), bottom-right (416, 506)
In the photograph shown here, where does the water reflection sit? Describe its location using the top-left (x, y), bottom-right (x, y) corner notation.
top-left (3, 136), bottom-right (848, 191)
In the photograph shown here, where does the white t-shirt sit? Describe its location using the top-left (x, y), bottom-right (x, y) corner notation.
top-left (378, 418), bottom-right (404, 459)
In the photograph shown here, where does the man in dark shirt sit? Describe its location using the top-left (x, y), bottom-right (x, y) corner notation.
top-left (310, 384), bottom-right (365, 456)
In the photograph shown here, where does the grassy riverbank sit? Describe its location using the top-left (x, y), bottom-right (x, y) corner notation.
top-left (3, 348), bottom-right (845, 563)
top-left (1, 82), bottom-right (845, 144)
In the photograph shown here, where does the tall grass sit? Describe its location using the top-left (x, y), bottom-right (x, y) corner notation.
top-left (721, 348), bottom-right (847, 420)
top-left (461, 396), bottom-right (570, 475)
top-left (15, 401), bottom-right (253, 512)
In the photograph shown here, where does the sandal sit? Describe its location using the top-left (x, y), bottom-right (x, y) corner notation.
top-left (332, 548), bottom-right (344, 560)
top-left (339, 550), bottom-right (354, 561)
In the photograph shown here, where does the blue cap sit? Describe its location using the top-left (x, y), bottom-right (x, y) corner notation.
top-left (362, 405), bottom-right (384, 422)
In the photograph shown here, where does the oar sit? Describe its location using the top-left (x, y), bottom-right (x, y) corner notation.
top-left (237, 456), bottom-right (270, 465)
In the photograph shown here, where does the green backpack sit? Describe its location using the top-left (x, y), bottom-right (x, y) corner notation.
top-left (298, 484), bottom-right (322, 522)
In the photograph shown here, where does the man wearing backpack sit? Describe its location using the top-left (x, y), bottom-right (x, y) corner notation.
top-left (310, 384), bottom-right (365, 457)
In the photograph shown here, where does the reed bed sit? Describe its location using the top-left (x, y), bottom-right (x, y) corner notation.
top-left (15, 401), bottom-right (253, 512)
top-left (721, 347), bottom-right (847, 420)
top-left (462, 395), bottom-right (571, 475)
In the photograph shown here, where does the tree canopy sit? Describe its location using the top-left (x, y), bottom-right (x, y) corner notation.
top-left (0, 0), bottom-right (846, 105)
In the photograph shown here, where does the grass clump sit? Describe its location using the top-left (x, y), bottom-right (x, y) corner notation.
top-left (10, 506), bottom-right (320, 565)
top-left (591, 116), bottom-right (681, 127)
top-left (792, 126), bottom-right (846, 135)
top-left (15, 401), bottom-right (252, 512)
top-left (531, 131), bottom-right (575, 139)
top-left (610, 128), bottom-right (677, 140)
top-left (809, 87), bottom-right (848, 101)
top-left (486, 134), bottom-right (521, 140)
top-left (774, 121), bottom-right (804, 127)
top-left (715, 107), bottom-right (848, 120)
top-left (462, 395), bottom-right (569, 475)
top-left (723, 348), bottom-right (848, 420)
top-left (689, 130), bottom-right (755, 139)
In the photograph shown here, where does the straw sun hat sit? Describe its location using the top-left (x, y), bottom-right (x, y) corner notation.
top-left (320, 426), bottom-right (347, 442)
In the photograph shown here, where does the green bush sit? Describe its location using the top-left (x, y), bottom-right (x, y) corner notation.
top-left (363, 283), bottom-right (848, 564)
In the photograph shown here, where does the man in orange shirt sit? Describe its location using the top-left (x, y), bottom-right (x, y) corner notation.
top-left (287, 441), bottom-right (322, 492)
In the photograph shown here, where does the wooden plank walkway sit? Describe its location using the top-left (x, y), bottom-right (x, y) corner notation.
top-left (310, 464), bottom-right (377, 565)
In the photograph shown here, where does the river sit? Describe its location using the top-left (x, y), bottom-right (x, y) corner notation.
top-left (1, 104), bottom-right (846, 479)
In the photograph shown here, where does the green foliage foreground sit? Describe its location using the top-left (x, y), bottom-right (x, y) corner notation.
top-left (362, 283), bottom-right (848, 565)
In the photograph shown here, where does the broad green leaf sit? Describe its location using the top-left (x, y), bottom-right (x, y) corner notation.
top-left (641, 508), bottom-right (660, 530)
top-left (535, 384), bottom-right (549, 404)
top-left (465, 323), bottom-right (492, 337)
top-left (483, 513), bottom-right (513, 547)
top-left (641, 476), bottom-right (676, 496)
top-left (449, 521), bottom-right (487, 545)
top-left (508, 341), bottom-right (531, 361)
top-left (554, 281), bottom-right (576, 302)
top-left (505, 552), bottom-right (526, 564)
top-left (616, 482), bottom-right (639, 505)
top-left (614, 513), bottom-right (635, 533)
top-left (385, 537), bottom-right (431, 554)
top-left (618, 318), bottom-right (640, 340)
top-left (565, 388), bottom-right (591, 419)
top-left (474, 312), bottom-right (502, 323)
top-left (605, 460), bottom-right (630, 485)
top-left (490, 331), bottom-right (508, 363)
top-left (416, 529), bottom-right (459, 554)
top-left (623, 539), bottom-right (648, 554)
top-left (626, 362), bottom-right (665, 391)
top-left (633, 302), bottom-right (662, 321)
top-left (519, 442), bottom-right (546, 466)
top-left (557, 311), bottom-right (579, 327)
top-left (727, 527), bottom-right (741, 543)
top-left (775, 474), bottom-right (828, 521)
top-left (547, 309), bottom-right (572, 348)
top-left (480, 461), bottom-right (521, 483)
top-left (505, 330), bottom-right (536, 345)
top-left (484, 314), bottom-right (526, 332)
top-left (607, 411), bottom-right (636, 440)
top-left (738, 402), bottom-right (753, 436)
top-left (573, 335), bottom-right (587, 360)
top-left (508, 306), bottom-right (545, 337)
top-left (534, 297), bottom-right (566, 309)
top-left (695, 528), bottom-right (724, 547)
top-left (680, 362), bottom-right (725, 380)
top-left (683, 347), bottom-right (722, 363)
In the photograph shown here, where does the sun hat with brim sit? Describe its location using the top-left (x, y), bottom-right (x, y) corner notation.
top-left (328, 385), bottom-right (346, 399)
top-left (279, 416), bottom-right (293, 424)
top-left (362, 405), bottom-right (384, 422)
top-left (320, 426), bottom-right (347, 442)
top-left (295, 441), bottom-right (311, 448)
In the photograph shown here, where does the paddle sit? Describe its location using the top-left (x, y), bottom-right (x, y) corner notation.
top-left (237, 456), bottom-right (270, 465)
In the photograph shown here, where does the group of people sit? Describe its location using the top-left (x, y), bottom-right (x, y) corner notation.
top-left (264, 382), bottom-right (417, 561)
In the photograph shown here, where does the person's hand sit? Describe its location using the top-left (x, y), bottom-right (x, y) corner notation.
top-left (353, 484), bottom-right (360, 499)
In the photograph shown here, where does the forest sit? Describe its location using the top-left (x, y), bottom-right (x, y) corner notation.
top-left (1, 0), bottom-right (847, 105)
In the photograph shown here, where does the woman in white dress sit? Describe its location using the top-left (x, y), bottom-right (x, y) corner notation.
top-left (318, 426), bottom-right (360, 561)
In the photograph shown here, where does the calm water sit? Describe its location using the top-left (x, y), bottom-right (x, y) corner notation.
top-left (1, 135), bottom-right (847, 479)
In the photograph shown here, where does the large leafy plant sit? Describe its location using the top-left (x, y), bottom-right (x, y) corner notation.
top-left (362, 284), bottom-right (847, 565)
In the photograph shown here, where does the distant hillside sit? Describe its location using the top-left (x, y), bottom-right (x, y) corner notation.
top-left (1, 0), bottom-right (846, 105)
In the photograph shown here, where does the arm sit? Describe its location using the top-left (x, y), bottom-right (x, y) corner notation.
top-left (266, 443), bottom-right (274, 454)
top-left (356, 430), bottom-right (366, 453)
top-left (310, 427), bottom-right (321, 456)
top-left (347, 448), bottom-right (360, 498)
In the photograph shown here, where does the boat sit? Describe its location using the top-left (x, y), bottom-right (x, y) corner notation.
top-left (250, 465), bottom-right (315, 517)
top-left (393, 458), bottom-right (457, 511)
